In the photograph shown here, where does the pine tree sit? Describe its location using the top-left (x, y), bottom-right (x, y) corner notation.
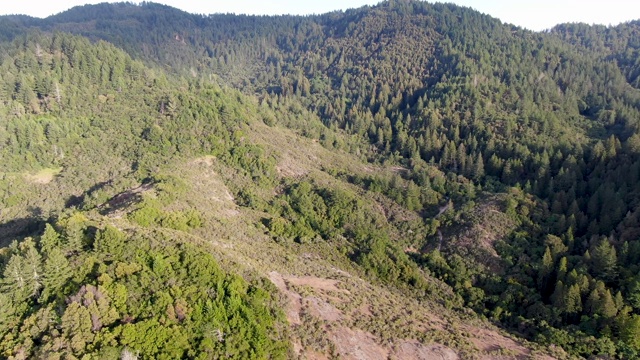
top-left (600, 289), bottom-right (618, 318)
top-left (63, 214), bottom-right (89, 254)
top-left (566, 269), bottom-right (580, 287)
top-left (2, 254), bottom-right (29, 301)
top-left (40, 223), bottom-right (61, 254)
top-left (566, 284), bottom-right (582, 315)
top-left (586, 289), bottom-right (601, 316)
top-left (538, 247), bottom-right (554, 290)
top-left (615, 291), bottom-right (624, 311)
top-left (628, 277), bottom-right (640, 310)
top-left (23, 241), bottom-right (43, 299)
top-left (557, 257), bottom-right (568, 281)
top-left (590, 238), bottom-right (618, 282)
top-left (620, 314), bottom-right (640, 351)
top-left (0, 293), bottom-right (16, 337)
top-left (586, 281), bottom-right (617, 318)
top-left (41, 248), bottom-right (72, 302)
top-left (404, 182), bottom-right (421, 211)
top-left (472, 152), bottom-right (484, 181)
top-left (551, 280), bottom-right (568, 313)
top-left (66, 226), bottom-right (84, 253)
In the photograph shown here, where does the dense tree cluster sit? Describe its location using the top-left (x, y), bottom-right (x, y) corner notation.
top-left (2, 0), bottom-right (640, 357)
top-left (0, 217), bottom-right (289, 359)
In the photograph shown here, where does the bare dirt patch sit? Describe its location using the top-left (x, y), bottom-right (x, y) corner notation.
top-left (302, 350), bottom-right (330, 360)
top-left (24, 167), bottom-right (62, 184)
top-left (248, 121), bottom-right (372, 178)
top-left (286, 276), bottom-right (349, 294)
top-left (463, 326), bottom-right (532, 359)
top-left (193, 155), bottom-right (215, 167)
top-left (293, 340), bottom-right (330, 359)
top-left (276, 157), bottom-right (309, 178)
top-left (267, 269), bottom-right (547, 359)
top-left (269, 272), bottom-right (348, 325)
top-left (391, 341), bottom-right (459, 360)
top-left (331, 327), bottom-right (389, 360)
top-left (390, 166), bottom-right (409, 174)
top-left (186, 157), bottom-right (239, 217)
top-left (355, 303), bottom-right (373, 317)
top-left (304, 296), bottom-right (342, 322)
top-left (268, 271), bottom-right (459, 359)
top-left (442, 197), bottom-right (518, 272)
top-left (268, 271), bottom-right (303, 325)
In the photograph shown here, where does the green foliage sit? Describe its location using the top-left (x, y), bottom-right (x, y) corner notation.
top-left (40, 247), bottom-right (72, 302)
top-left (0, 219), bottom-right (289, 358)
top-left (590, 237), bottom-right (618, 282)
top-left (128, 202), bottom-right (164, 227)
top-left (2, 1), bottom-right (640, 357)
top-left (128, 200), bottom-right (202, 231)
top-left (265, 180), bottom-right (429, 290)
top-left (39, 224), bottom-right (60, 254)
top-left (93, 225), bottom-right (126, 258)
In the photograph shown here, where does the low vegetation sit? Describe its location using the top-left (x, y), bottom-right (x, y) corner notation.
top-left (1, 1), bottom-right (640, 358)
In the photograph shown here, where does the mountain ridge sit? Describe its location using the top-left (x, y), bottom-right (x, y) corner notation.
top-left (2, 1), bottom-right (640, 358)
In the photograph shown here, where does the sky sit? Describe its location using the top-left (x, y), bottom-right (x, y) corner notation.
top-left (1, 1), bottom-right (639, 31)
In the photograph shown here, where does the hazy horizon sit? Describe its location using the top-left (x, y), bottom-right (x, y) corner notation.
top-left (0, 0), bottom-right (638, 31)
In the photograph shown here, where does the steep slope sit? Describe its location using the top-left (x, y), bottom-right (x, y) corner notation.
top-left (3, 1), bottom-right (640, 358)
top-left (550, 20), bottom-right (640, 89)
top-left (0, 31), bottom-right (564, 359)
top-left (0, 33), bottom-right (297, 358)
top-left (117, 122), bottom-right (559, 359)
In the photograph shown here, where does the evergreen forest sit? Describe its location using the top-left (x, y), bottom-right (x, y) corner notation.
top-left (1, 1), bottom-right (640, 358)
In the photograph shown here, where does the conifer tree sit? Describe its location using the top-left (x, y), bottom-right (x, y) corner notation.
top-left (557, 257), bottom-right (568, 281)
top-left (551, 280), bottom-right (568, 313)
top-left (620, 314), bottom-right (640, 351)
top-left (590, 238), bottom-right (618, 282)
top-left (566, 284), bottom-right (582, 315)
top-left (538, 247), bottom-right (554, 290)
top-left (0, 293), bottom-right (15, 337)
top-left (472, 152), bottom-right (484, 181)
top-left (2, 254), bottom-right (29, 301)
top-left (94, 225), bottom-right (126, 258)
top-left (40, 224), bottom-right (61, 254)
top-left (23, 240), bottom-right (43, 299)
top-left (40, 248), bottom-right (72, 302)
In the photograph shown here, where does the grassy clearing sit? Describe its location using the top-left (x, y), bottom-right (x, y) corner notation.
top-left (23, 167), bottom-right (63, 184)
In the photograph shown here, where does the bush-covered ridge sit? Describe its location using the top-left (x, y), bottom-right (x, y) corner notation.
top-left (2, 1), bottom-right (640, 358)
top-left (0, 216), bottom-right (289, 359)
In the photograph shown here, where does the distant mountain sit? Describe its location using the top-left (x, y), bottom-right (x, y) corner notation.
top-left (2, 1), bottom-right (640, 358)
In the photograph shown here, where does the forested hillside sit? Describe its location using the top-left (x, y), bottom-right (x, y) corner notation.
top-left (2, 1), bottom-right (640, 358)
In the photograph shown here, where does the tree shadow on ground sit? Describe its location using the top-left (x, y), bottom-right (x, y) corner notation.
top-left (0, 207), bottom-right (47, 247)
